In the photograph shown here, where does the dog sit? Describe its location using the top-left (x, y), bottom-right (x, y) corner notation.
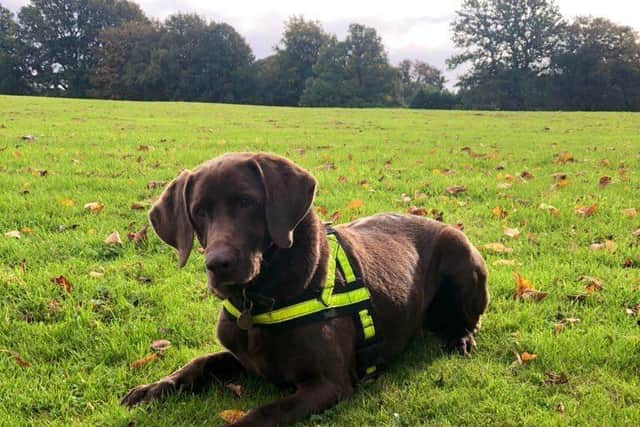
top-left (121, 152), bottom-right (489, 426)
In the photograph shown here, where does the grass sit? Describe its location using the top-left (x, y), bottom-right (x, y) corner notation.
top-left (0, 94), bottom-right (639, 426)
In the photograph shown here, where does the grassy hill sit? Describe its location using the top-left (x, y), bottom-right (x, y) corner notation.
top-left (1, 95), bottom-right (639, 426)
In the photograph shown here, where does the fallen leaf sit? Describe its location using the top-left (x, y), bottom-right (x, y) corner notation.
top-left (504, 228), bottom-right (520, 239)
top-left (0, 349), bottom-right (31, 367)
top-left (575, 204), bottom-right (598, 217)
top-left (483, 242), bottom-right (513, 254)
top-left (51, 275), bottom-right (72, 293)
top-left (554, 152), bottom-right (574, 164)
top-left (130, 202), bottom-right (148, 210)
top-left (104, 231), bottom-right (122, 245)
top-left (127, 226), bottom-right (148, 246)
top-left (21, 135), bottom-right (36, 141)
top-left (84, 202), bottom-right (104, 214)
top-left (359, 179), bottom-right (369, 188)
top-left (633, 228), bottom-right (640, 238)
top-left (554, 316), bottom-right (581, 334)
top-left (514, 272), bottom-right (548, 301)
top-left (130, 353), bottom-right (157, 370)
top-left (621, 208), bottom-right (637, 218)
top-left (59, 198), bottom-right (76, 207)
top-left (218, 410), bottom-right (246, 424)
top-left (225, 383), bottom-right (243, 397)
top-left (539, 203), bottom-right (560, 216)
top-left (407, 206), bottom-right (427, 216)
top-left (446, 185), bottom-right (467, 195)
top-left (622, 258), bottom-right (637, 268)
top-left (338, 175), bottom-right (347, 184)
top-left (556, 402), bottom-right (565, 413)
top-left (590, 240), bottom-right (616, 252)
top-left (492, 206), bottom-right (508, 218)
top-left (329, 211), bottom-right (341, 223)
top-left (497, 182), bottom-right (512, 189)
top-left (493, 259), bottom-right (516, 266)
top-left (89, 271), bottom-right (104, 278)
top-left (48, 299), bottom-right (62, 314)
top-left (553, 179), bottom-right (569, 189)
top-left (346, 199), bottom-right (364, 210)
top-left (520, 171), bottom-right (534, 180)
top-left (137, 145), bottom-right (149, 151)
top-left (601, 159), bottom-right (611, 167)
top-left (20, 227), bottom-right (32, 234)
top-left (315, 206), bottom-right (328, 216)
top-left (150, 339), bottom-right (171, 353)
top-left (4, 230), bottom-right (21, 239)
top-left (545, 371), bottom-right (568, 385)
top-left (31, 169), bottom-right (47, 177)
top-left (567, 294), bottom-right (587, 303)
top-left (599, 176), bottom-right (612, 188)
top-left (520, 352), bottom-right (537, 362)
top-left (577, 276), bottom-right (604, 293)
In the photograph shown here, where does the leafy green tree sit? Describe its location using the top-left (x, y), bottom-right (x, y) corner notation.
top-left (448, 0), bottom-right (564, 108)
top-left (550, 17), bottom-right (640, 110)
top-left (300, 24), bottom-right (400, 107)
top-left (90, 21), bottom-right (167, 100)
top-left (398, 59), bottom-right (445, 105)
top-left (409, 87), bottom-right (459, 109)
top-left (18, 0), bottom-right (147, 96)
top-left (161, 14), bottom-right (255, 102)
top-left (0, 4), bottom-right (27, 94)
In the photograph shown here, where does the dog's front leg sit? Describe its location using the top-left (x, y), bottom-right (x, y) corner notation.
top-left (230, 378), bottom-right (347, 427)
top-left (121, 351), bottom-right (244, 407)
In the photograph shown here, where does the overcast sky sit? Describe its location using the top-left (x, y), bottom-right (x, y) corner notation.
top-left (4, 0), bottom-right (640, 87)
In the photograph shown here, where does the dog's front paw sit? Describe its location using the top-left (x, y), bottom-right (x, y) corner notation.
top-left (446, 334), bottom-right (477, 356)
top-left (120, 379), bottom-right (176, 407)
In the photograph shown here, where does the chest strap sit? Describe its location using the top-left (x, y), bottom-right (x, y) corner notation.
top-left (221, 231), bottom-right (382, 379)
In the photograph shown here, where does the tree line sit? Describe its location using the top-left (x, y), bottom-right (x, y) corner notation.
top-left (1, 0), bottom-right (640, 110)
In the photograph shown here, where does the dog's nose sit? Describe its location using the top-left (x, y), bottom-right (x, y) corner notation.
top-left (205, 247), bottom-right (236, 275)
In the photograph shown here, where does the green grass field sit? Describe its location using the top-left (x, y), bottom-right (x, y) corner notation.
top-left (1, 95), bottom-right (639, 426)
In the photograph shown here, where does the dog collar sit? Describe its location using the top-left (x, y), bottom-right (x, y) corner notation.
top-left (221, 230), bottom-right (382, 379)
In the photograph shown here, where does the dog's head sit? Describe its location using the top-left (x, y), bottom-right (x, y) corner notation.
top-left (148, 152), bottom-right (317, 293)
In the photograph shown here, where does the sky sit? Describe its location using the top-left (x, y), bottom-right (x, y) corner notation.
top-left (4, 0), bottom-right (640, 88)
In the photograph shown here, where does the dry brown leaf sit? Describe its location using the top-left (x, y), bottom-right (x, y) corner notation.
top-left (5, 230), bottom-right (21, 239)
top-left (483, 242), bottom-right (513, 254)
top-left (504, 228), bottom-right (521, 239)
top-left (554, 152), bottom-right (575, 164)
top-left (225, 383), bottom-right (243, 397)
top-left (338, 175), bottom-right (347, 184)
top-left (127, 226), bottom-right (148, 246)
top-left (130, 202), bottom-right (148, 210)
top-left (48, 299), bottom-right (62, 314)
top-left (137, 145), bottom-right (149, 151)
top-left (51, 275), bottom-right (72, 293)
top-left (329, 211), bottom-right (341, 223)
top-left (622, 258), bottom-right (637, 268)
top-left (21, 227), bottom-right (32, 235)
top-left (84, 202), bottom-right (104, 214)
top-left (545, 371), bottom-right (568, 385)
top-left (601, 159), bottom-right (611, 167)
top-left (553, 179), bottom-right (569, 189)
top-left (130, 353), bottom-right (158, 370)
top-left (407, 206), bottom-right (427, 216)
top-left (104, 231), bottom-right (122, 245)
top-left (539, 203), bottom-right (560, 216)
top-left (446, 185), bottom-right (467, 195)
top-left (492, 206), bottom-right (508, 218)
top-left (315, 206), bottom-right (328, 216)
top-left (150, 339), bottom-right (171, 353)
top-left (359, 179), bottom-right (369, 188)
top-left (520, 352), bottom-right (537, 362)
top-left (577, 276), bottom-right (604, 293)
top-left (633, 228), bottom-right (640, 238)
top-left (575, 204), bottom-right (598, 217)
top-left (520, 171), bottom-right (534, 180)
top-left (621, 208), bottom-right (638, 218)
top-left (514, 272), bottom-right (548, 301)
top-left (556, 402), bottom-right (565, 413)
top-left (219, 409), bottom-right (247, 424)
top-left (398, 193), bottom-right (412, 204)
top-left (147, 180), bottom-right (167, 190)
top-left (0, 349), bottom-right (31, 367)
top-left (599, 176), bottom-right (612, 188)
top-left (346, 199), bottom-right (364, 210)
top-left (590, 240), bottom-right (616, 252)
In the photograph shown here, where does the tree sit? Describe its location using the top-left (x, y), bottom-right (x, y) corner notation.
top-left (90, 21), bottom-right (167, 100)
top-left (550, 17), bottom-right (640, 110)
top-left (161, 14), bottom-right (255, 103)
top-left (398, 59), bottom-right (445, 105)
top-left (448, 0), bottom-right (564, 108)
top-left (409, 87), bottom-right (459, 109)
top-left (0, 4), bottom-right (27, 94)
top-left (18, 0), bottom-right (147, 96)
top-left (300, 24), bottom-right (400, 107)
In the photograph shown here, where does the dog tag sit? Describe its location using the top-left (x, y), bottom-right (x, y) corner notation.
top-left (237, 310), bottom-right (253, 330)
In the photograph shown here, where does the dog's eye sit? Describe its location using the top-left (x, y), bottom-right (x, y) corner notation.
top-left (237, 196), bottom-right (255, 209)
top-left (194, 207), bottom-right (207, 218)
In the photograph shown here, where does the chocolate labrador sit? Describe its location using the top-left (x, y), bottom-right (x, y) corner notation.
top-left (121, 152), bottom-right (489, 426)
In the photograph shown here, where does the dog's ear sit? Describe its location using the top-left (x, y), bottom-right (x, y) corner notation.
top-left (148, 170), bottom-right (194, 267)
top-left (253, 154), bottom-right (317, 248)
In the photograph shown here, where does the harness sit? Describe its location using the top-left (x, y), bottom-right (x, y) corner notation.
top-left (221, 229), bottom-right (383, 380)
